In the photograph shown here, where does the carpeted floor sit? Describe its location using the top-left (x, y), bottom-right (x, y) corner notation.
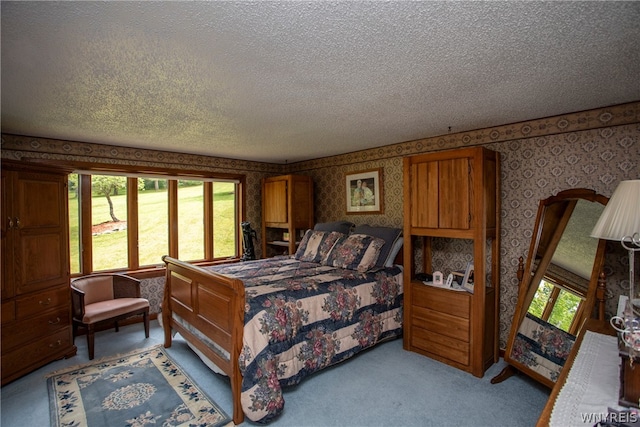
top-left (1, 320), bottom-right (550, 426)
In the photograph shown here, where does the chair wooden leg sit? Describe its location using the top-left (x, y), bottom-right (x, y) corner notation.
top-left (143, 310), bottom-right (150, 338)
top-left (87, 325), bottom-right (95, 360)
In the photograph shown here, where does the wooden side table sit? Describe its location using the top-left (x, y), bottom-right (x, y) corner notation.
top-left (619, 342), bottom-right (640, 408)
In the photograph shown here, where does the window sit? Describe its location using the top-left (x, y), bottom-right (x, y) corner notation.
top-left (213, 181), bottom-right (237, 258)
top-left (138, 178), bottom-right (169, 267)
top-left (178, 180), bottom-right (205, 261)
top-left (68, 173), bottom-right (81, 274)
top-left (528, 278), bottom-right (584, 333)
top-left (69, 170), bottom-right (242, 274)
top-left (91, 174), bottom-right (129, 271)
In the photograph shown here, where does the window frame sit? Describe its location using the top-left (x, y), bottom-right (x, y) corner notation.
top-left (529, 275), bottom-right (586, 335)
top-left (70, 164), bottom-right (245, 277)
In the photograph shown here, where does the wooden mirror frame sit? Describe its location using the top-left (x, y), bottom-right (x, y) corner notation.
top-left (492, 188), bottom-right (609, 388)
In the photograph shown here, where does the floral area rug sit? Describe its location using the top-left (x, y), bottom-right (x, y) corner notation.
top-left (47, 345), bottom-right (232, 427)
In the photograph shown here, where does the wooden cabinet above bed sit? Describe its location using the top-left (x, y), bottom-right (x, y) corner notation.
top-left (402, 147), bottom-right (500, 378)
top-left (261, 174), bottom-right (314, 258)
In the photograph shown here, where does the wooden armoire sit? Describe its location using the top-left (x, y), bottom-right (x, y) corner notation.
top-left (261, 174), bottom-right (314, 258)
top-left (1, 160), bottom-right (77, 384)
top-left (402, 147), bottom-right (500, 377)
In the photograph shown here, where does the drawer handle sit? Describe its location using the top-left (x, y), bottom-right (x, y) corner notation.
top-left (49, 340), bottom-right (62, 348)
top-left (48, 317), bottom-right (61, 325)
top-left (39, 298), bottom-right (52, 306)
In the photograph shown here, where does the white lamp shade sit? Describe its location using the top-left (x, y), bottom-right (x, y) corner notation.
top-left (591, 179), bottom-right (640, 241)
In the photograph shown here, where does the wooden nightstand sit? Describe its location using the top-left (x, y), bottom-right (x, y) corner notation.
top-left (408, 282), bottom-right (471, 367)
top-left (261, 174), bottom-right (313, 258)
top-left (619, 342), bottom-right (640, 409)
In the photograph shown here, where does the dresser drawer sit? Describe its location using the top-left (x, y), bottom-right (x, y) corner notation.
top-left (1, 327), bottom-right (72, 381)
top-left (411, 283), bottom-right (470, 319)
top-left (412, 306), bottom-right (469, 342)
top-left (2, 306), bottom-right (70, 350)
top-left (411, 326), bottom-right (470, 366)
top-left (15, 286), bottom-right (69, 319)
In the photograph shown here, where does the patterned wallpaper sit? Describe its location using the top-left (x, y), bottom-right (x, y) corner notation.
top-left (2, 101), bottom-right (639, 348)
top-left (290, 102), bottom-right (639, 347)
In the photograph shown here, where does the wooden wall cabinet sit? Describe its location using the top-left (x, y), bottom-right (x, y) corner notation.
top-left (402, 147), bottom-right (500, 377)
top-left (261, 174), bottom-right (314, 258)
top-left (1, 161), bottom-right (77, 385)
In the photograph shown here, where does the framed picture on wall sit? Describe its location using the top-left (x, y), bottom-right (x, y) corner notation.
top-left (345, 168), bottom-right (384, 214)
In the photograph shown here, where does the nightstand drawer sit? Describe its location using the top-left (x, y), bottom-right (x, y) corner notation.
top-left (411, 283), bottom-right (470, 319)
top-left (411, 326), bottom-right (470, 366)
top-left (412, 306), bottom-right (469, 342)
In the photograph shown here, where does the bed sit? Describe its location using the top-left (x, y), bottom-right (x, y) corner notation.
top-left (161, 224), bottom-right (404, 424)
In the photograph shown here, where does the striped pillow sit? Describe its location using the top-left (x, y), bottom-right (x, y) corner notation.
top-left (322, 233), bottom-right (385, 273)
top-left (294, 230), bottom-right (344, 263)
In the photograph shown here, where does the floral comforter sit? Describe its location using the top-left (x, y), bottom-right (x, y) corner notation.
top-left (206, 255), bottom-right (404, 423)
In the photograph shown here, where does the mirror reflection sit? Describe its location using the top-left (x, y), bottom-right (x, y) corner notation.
top-left (526, 199), bottom-right (604, 334)
top-left (492, 189), bottom-right (608, 387)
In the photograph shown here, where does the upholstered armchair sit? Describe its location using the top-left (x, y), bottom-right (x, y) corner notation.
top-left (71, 273), bottom-right (150, 359)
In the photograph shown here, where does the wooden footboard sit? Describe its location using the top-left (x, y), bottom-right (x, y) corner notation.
top-left (161, 256), bottom-right (245, 425)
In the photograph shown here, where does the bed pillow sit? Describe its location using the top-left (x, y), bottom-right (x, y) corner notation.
top-left (323, 233), bottom-right (385, 273)
top-left (384, 236), bottom-right (404, 267)
top-left (314, 221), bottom-right (355, 235)
top-left (294, 230), bottom-right (344, 263)
top-left (352, 225), bottom-right (403, 267)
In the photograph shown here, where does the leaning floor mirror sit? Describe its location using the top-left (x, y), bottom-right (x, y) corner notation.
top-left (491, 188), bottom-right (608, 388)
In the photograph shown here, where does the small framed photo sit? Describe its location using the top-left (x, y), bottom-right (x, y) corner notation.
top-left (345, 168), bottom-right (384, 214)
top-left (462, 262), bottom-right (474, 293)
top-left (433, 271), bottom-right (443, 286)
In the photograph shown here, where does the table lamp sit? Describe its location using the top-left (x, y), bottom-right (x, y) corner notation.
top-left (591, 180), bottom-right (640, 408)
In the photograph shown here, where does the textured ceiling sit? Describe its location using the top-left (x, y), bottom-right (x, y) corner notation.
top-left (2, 1), bottom-right (639, 164)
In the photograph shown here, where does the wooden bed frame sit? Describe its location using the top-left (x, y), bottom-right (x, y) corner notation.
top-left (161, 255), bottom-right (246, 425)
top-left (162, 249), bottom-right (405, 425)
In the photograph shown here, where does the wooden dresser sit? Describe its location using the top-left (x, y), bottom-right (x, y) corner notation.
top-left (1, 160), bottom-right (77, 385)
top-left (261, 174), bottom-right (314, 258)
top-left (402, 147), bottom-right (500, 377)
